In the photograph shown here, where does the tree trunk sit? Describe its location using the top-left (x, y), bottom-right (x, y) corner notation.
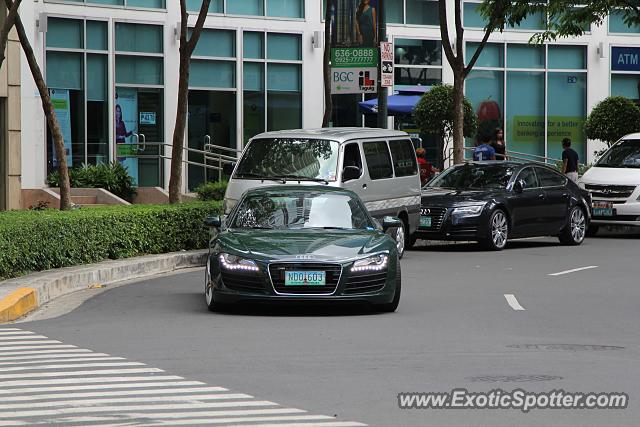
top-left (452, 70), bottom-right (465, 165)
top-left (0, 0), bottom-right (21, 70)
top-left (5, 0), bottom-right (71, 210)
top-left (321, 0), bottom-right (332, 127)
top-left (168, 48), bottom-right (190, 204)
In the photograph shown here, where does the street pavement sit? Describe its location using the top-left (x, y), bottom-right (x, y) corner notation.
top-left (7, 232), bottom-right (640, 426)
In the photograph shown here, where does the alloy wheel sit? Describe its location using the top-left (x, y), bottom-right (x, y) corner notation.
top-left (395, 224), bottom-right (405, 255)
top-left (491, 211), bottom-right (508, 249)
top-left (570, 208), bottom-right (586, 243)
top-left (205, 259), bottom-right (213, 305)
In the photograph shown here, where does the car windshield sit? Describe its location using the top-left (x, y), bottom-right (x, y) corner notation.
top-left (234, 138), bottom-right (340, 182)
top-left (596, 139), bottom-right (640, 168)
top-left (230, 192), bottom-right (374, 230)
top-left (428, 164), bottom-right (515, 190)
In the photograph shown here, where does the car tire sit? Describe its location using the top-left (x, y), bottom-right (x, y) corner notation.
top-left (204, 260), bottom-right (224, 312)
top-left (406, 233), bottom-right (418, 250)
top-left (559, 206), bottom-right (587, 246)
top-left (375, 259), bottom-right (401, 313)
top-left (480, 209), bottom-right (509, 251)
top-left (386, 219), bottom-right (408, 259)
top-left (586, 224), bottom-right (599, 237)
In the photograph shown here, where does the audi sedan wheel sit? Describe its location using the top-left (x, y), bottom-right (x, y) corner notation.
top-left (481, 209), bottom-right (508, 251)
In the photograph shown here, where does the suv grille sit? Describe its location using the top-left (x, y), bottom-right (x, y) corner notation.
top-left (585, 184), bottom-right (636, 200)
top-left (269, 263), bottom-right (341, 295)
top-left (344, 271), bottom-right (387, 295)
top-left (420, 207), bottom-right (447, 230)
top-left (221, 270), bottom-right (266, 293)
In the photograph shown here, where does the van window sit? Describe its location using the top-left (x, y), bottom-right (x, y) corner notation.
top-left (234, 138), bottom-right (340, 182)
top-left (535, 167), bottom-right (567, 187)
top-left (343, 143), bottom-right (362, 170)
top-left (389, 139), bottom-right (418, 177)
top-left (363, 141), bottom-right (393, 180)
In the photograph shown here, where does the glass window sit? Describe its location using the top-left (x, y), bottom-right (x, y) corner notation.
top-left (244, 32), bottom-right (264, 59)
top-left (463, 2), bottom-right (486, 28)
top-left (267, 63), bottom-right (300, 91)
top-left (394, 39), bottom-right (441, 65)
top-left (186, 0), bottom-right (223, 13)
top-left (46, 52), bottom-right (83, 90)
top-left (87, 21), bottom-right (108, 51)
top-left (267, 33), bottom-right (301, 61)
top-left (596, 139), bottom-right (640, 168)
top-left (228, 0), bottom-right (264, 16)
top-left (612, 74), bottom-right (640, 101)
top-left (509, 10), bottom-right (545, 30)
top-left (244, 62), bottom-right (264, 91)
top-left (428, 164), bottom-right (515, 189)
top-left (115, 56), bottom-right (164, 85)
top-left (609, 10), bottom-right (640, 33)
top-left (507, 44), bottom-right (544, 69)
top-left (388, 0), bottom-right (404, 23)
top-left (192, 29), bottom-right (235, 58)
top-left (506, 71), bottom-right (545, 157)
top-left (267, 0), bottom-right (304, 18)
top-left (47, 18), bottom-right (83, 49)
top-left (516, 167), bottom-right (539, 189)
top-left (406, 0), bottom-right (439, 26)
top-left (115, 23), bottom-right (163, 54)
top-left (87, 54), bottom-right (108, 165)
top-left (343, 143), bottom-right (363, 170)
top-left (87, 55), bottom-right (107, 101)
top-left (466, 69), bottom-right (504, 151)
top-left (389, 139), bottom-right (418, 177)
top-left (466, 42), bottom-right (504, 68)
top-left (189, 60), bottom-right (235, 88)
top-left (87, 0), bottom-right (123, 5)
top-left (267, 92), bottom-right (301, 131)
top-left (547, 73), bottom-right (586, 161)
top-left (394, 68), bottom-right (442, 87)
top-left (127, 0), bottom-right (165, 7)
top-left (363, 141), bottom-right (393, 180)
top-left (535, 167), bottom-right (567, 187)
top-left (244, 63), bottom-right (265, 142)
top-left (548, 45), bottom-right (586, 70)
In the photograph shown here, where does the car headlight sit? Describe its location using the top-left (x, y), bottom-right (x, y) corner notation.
top-left (223, 198), bottom-right (238, 214)
top-left (351, 253), bottom-right (389, 272)
top-left (451, 203), bottom-right (486, 217)
top-left (218, 253), bottom-right (259, 272)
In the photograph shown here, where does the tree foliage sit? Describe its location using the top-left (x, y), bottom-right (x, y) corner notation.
top-left (585, 96), bottom-right (640, 147)
top-left (413, 85), bottom-right (478, 140)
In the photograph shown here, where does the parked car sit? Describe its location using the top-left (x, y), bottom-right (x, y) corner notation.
top-left (414, 162), bottom-right (591, 250)
top-left (579, 134), bottom-right (640, 235)
top-left (204, 186), bottom-right (402, 312)
top-left (222, 128), bottom-right (421, 258)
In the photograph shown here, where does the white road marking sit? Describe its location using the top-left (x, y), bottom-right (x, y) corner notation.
top-left (1, 387), bottom-right (230, 401)
top-left (47, 409), bottom-right (306, 423)
top-left (0, 335), bottom-right (49, 340)
top-left (504, 294), bottom-right (526, 311)
top-left (0, 355), bottom-right (124, 365)
top-left (0, 361), bottom-right (146, 372)
top-left (548, 265), bottom-right (599, 276)
top-left (94, 415), bottom-right (335, 426)
top-left (0, 367), bottom-right (163, 379)
top-left (0, 348), bottom-right (90, 357)
top-left (0, 381), bottom-right (207, 395)
top-left (140, 423), bottom-right (366, 427)
top-left (0, 375), bottom-right (184, 387)
top-left (0, 330), bottom-right (35, 335)
top-left (0, 340), bottom-right (63, 346)
top-left (0, 344), bottom-right (76, 351)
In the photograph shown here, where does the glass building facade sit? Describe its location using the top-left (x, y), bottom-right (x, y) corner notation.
top-left (13, 0), bottom-right (640, 193)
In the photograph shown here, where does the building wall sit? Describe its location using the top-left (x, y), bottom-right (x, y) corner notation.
top-left (17, 1), bottom-right (640, 192)
top-left (0, 7), bottom-right (21, 210)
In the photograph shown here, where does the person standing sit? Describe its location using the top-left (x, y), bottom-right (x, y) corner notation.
top-left (473, 135), bottom-right (496, 161)
top-left (493, 127), bottom-right (506, 160)
top-left (416, 148), bottom-right (432, 185)
top-left (355, 0), bottom-right (377, 47)
top-left (561, 138), bottom-right (579, 183)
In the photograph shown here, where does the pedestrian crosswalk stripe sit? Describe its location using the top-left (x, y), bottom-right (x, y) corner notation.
top-left (0, 328), bottom-right (367, 426)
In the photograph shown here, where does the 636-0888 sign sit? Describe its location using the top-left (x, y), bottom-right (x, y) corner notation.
top-left (331, 47), bottom-right (379, 94)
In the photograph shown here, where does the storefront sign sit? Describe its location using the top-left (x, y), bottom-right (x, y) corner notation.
top-left (380, 41), bottom-right (394, 88)
top-left (331, 47), bottom-right (378, 68)
top-left (331, 47), bottom-right (378, 94)
top-left (612, 47), bottom-right (640, 72)
top-left (512, 116), bottom-right (585, 143)
top-left (50, 89), bottom-right (73, 167)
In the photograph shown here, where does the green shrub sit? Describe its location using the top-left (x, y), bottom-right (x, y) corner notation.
top-left (0, 201), bottom-right (221, 280)
top-left (47, 162), bottom-right (137, 202)
top-left (194, 180), bottom-right (228, 201)
top-left (413, 84), bottom-right (478, 140)
top-left (585, 96), bottom-right (640, 147)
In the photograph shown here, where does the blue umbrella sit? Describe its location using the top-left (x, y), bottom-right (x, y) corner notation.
top-left (358, 86), bottom-right (430, 116)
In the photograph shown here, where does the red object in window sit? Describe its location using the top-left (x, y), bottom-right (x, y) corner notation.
top-left (477, 98), bottom-right (501, 122)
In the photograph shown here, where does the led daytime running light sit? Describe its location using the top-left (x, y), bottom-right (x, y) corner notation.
top-left (351, 254), bottom-right (389, 272)
top-left (219, 254), bottom-right (259, 272)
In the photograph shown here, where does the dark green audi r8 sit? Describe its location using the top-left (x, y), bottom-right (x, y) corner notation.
top-left (203, 186), bottom-right (402, 312)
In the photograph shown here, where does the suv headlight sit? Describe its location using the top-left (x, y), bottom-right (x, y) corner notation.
top-left (351, 253), bottom-right (389, 272)
top-left (451, 203), bottom-right (486, 217)
top-left (219, 253), bottom-right (259, 272)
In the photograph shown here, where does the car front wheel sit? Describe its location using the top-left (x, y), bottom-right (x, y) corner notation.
top-left (481, 209), bottom-right (509, 251)
top-left (559, 206), bottom-right (586, 245)
top-left (375, 259), bottom-right (401, 313)
top-left (204, 259), bottom-right (223, 312)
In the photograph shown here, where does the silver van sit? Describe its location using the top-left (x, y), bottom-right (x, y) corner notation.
top-left (223, 128), bottom-right (421, 257)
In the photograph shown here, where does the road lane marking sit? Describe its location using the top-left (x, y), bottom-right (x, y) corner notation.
top-left (113, 421), bottom-right (366, 427)
top-left (504, 294), bottom-right (525, 311)
top-left (0, 340), bottom-right (63, 346)
top-left (548, 265), bottom-right (599, 276)
top-left (0, 348), bottom-right (90, 357)
top-left (0, 361), bottom-right (146, 372)
top-left (1, 387), bottom-right (230, 401)
top-left (0, 375), bottom-right (184, 387)
top-left (0, 367), bottom-right (164, 379)
top-left (0, 335), bottom-right (46, 340)
top-left (0, 344), bottom-right (76, 351)
top-left (0, 381), bottom-right (207, 394)
top-left (0, 355), bottom-right (124, 364)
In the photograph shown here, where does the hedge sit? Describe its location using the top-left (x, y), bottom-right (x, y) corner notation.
top-left (0, 202), bottom-right (221, 280)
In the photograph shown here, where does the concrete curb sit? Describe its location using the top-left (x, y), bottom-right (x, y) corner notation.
top-left (0, 250), bottom-right (208, 323)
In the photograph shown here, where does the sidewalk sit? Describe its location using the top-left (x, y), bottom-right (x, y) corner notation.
top-left (0, 250), bottom-right (207, 323)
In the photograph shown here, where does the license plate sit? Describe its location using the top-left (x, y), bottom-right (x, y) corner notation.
top-left (592, 201), bottom-right (613, 217)
top-left (284, 271), bottom-right (326, 286)
top-left (420, 216), bottom-right (432, 227)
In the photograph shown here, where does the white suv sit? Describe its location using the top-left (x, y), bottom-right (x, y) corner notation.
top-left (579, 134), bottom-right (640, 234)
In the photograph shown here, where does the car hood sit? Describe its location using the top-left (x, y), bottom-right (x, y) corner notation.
top-left (420, 187), bottom-right (503, 206)
top-left (216, 229), bottom-right (393, 262)
top-left (581, 166), bottom-right (640, 186)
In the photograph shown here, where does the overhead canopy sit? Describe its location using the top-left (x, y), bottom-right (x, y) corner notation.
top-left (358, 86), bottom-right (430, 116)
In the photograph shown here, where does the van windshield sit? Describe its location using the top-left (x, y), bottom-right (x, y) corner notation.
top-left (234, 138), bottom-right (340, 182)
top-left (596, 139), bottom-right (640, 168)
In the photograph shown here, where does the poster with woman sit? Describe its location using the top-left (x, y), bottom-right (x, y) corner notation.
top-left (115, 89), bottom-right (139, 185)
top-left (331, 0), bottom-right (378, 48)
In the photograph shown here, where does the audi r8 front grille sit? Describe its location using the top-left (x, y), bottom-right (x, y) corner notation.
top-left (344, 271), bottom-right (387, 295)
top-left (268, 263), bottom-right (342, 295)
top-left (221, 270), bottom-right (266, 293)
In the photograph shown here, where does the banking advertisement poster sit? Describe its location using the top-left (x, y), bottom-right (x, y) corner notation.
top-left (115, 89), bottom-right (139, 185)
top-left (50, 89), bottom-right (73, 167)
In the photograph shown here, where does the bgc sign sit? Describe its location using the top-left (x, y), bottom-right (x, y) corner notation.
top-left (331, 47), bottom-right (378, 94)
top-left (612, 47), bottom-right (640, 72)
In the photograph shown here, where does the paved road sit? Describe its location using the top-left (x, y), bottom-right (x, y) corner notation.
top-left (7, 233), bottom-right (640, 426)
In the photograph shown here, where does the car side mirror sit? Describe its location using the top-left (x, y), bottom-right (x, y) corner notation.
top-left (204, 215), bottom-right (222, 228)
top-left (513, 179), bottom-right (525, 194)
top-left (222, 162), bottom-right (235, 176)
top-left (382, 216), bottom-right (402, 231)
top-left (342, 166), bottom-right (362, 182)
